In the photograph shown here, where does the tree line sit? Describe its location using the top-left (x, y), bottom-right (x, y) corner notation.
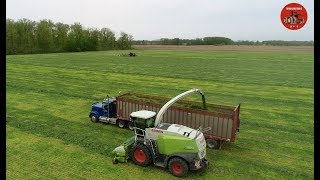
top-left (134, 38), bottom-right (314, 46)
top-left (6, 18), bottom-right (133, 55)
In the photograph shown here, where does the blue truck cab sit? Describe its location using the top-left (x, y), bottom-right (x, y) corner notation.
top-left (89, 97), bottom-right (117, 123)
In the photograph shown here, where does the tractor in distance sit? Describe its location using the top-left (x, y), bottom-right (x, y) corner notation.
top-left (112, 89), bottom-right (210, 177)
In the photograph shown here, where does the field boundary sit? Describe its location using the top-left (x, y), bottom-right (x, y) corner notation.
top-left (133, 45), bottom-right (313, 52)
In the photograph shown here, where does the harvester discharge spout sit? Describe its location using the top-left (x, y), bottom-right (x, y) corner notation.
top-left (154, 88), bottom-right (207, 127)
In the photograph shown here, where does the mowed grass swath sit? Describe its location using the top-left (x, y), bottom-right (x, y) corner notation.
top-left (6, 47), bottom-right (314, 179)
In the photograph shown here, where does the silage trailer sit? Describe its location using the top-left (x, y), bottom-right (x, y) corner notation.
top-left (89, 90), bottom-right (241, 149)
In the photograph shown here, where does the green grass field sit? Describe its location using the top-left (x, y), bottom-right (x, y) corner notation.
top-left (6, 47), bottom-right (314, 179)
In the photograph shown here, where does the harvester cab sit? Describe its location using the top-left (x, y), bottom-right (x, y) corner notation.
top-left (130, 110), bottom-right (156, 130)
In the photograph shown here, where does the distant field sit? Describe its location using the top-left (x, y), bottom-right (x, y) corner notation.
top-left (6, 46), bottom-right (314, 179)
top-left (133, 45), bottom-right (314, 52)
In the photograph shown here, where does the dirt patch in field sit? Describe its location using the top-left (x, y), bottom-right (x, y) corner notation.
top-left (133, 45), bottom-right (313, 53)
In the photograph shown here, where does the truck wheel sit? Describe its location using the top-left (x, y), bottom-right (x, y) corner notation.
top-left (90, 114), bottom-right (98, 123)
top-left (168, 157), bottom-right (189, 177)
top-left (130, 144), bottom-right (152, 167)
top-left (128, 122), bottom-right (134, 131)
top-left (117, 120), bottom-right (126, 128)
top-left (206, 139), bottom-right (219, 149)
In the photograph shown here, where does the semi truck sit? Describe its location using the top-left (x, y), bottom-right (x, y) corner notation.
top-left (89, 89), bottom-right (241, 149)
top-left (111, 89), bottom-right (209, 177)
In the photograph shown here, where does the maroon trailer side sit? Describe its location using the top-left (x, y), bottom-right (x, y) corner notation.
top-left (116, 93), bottom-right (240, 149)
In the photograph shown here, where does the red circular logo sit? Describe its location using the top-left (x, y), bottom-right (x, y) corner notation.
top-left (281, 3), bottom-right (308, 30)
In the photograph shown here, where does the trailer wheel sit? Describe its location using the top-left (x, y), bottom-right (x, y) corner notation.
top-left (130, 144), bottom-right (152, 167)
top-left (117, 120), bottom-right (126, 128)
top-left (206, 139), bottom-right (219, 149)
top-left (128, 122), bottom-right (134, 131)
top-left (90, 114), bottom-right (98, 123)
top-left (168, 157), bottom-right (189, 177)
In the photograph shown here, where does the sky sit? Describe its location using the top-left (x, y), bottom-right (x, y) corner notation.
top-left (6, 0), bottom-right (314, 41)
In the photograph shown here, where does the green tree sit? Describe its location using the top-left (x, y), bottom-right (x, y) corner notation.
top-left (6, 19), bottom-right (19, 54)
top-left (15, 18), bottom-right (37, 54)
top-left (66, 23), bottom-right (85, 52)
top-left (203, 37), bottom-right (234, 45)
top-left (35, 19), bottom-right (55, 52)
top-left (99, 28), bottom-right (116, 50)
top-left (160, 38), bottom-right (170, 45)
top-left (53, 22), bottom-right (69, 52)
top-left (117, 32), bottom-right (133, 50)
top-left (6, 18), bottom-right (136, 54)
top-left (85, 28), bottom-right (100, 51)
top-left (171, 38), bottom-right (181, 45)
